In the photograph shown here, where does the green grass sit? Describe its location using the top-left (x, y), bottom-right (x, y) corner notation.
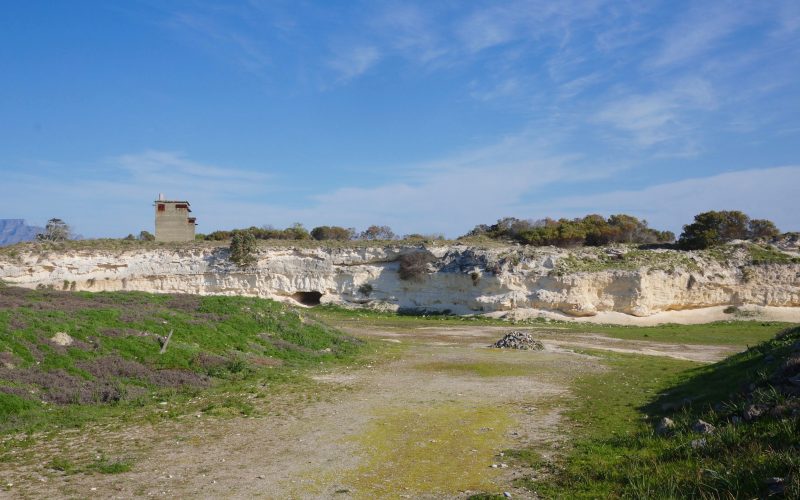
top-left (312, 304), bottom-right (508, 328)
top-left (91, 456), bottom-right (133, 474)
top-left (552, 247), bottom-right (702, 275)
top-left (511, 351), bottom-right (698, 498)
top-left (315, 304), bottom-right (788, 347)
top-left (567, 320), bottom-right (791, 346)
top-left (747, 243), bottom-right (800, 265)
top-left (417, 360), bottom-right (548, 378)
top-left (503, 325), bottom-right (800, 498)
top-left (343, 403), bottom-right (513, 497)
top-left (0, 287), bottom-right (364, 435)
top-left (47, 454), bottom-right (133, 475)
top-left (548, 243), bottom-right (800, 275)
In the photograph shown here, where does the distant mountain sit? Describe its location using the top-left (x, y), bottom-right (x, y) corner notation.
top-left (0, 219), bottom-right (43, 246)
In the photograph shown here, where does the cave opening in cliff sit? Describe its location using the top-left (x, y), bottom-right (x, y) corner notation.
top-left (291, 291), bottom-right (322, 306)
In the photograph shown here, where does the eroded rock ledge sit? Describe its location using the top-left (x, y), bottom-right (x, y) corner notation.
top-left (1, 243), bottom-right (798, 319)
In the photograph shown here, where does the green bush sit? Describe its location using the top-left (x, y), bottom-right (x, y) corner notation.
top-left (138, 230), bottom-right (155, 241)
top-left (206, 223), bottom-right (311, 241)
top-left (462, 214), bottom-right (674, 248)
top-left (229, 231), bottom-right (257, 268)
top-left (359, 225), bottom-right (396, 240)
top-left (678, 211), bottom-right (781, 249)
top-left (310, 226), bottom-right (355, 241)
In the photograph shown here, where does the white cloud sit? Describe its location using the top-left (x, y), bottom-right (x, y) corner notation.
top-left (0, 132), bottom-right (590, 238)
top-left (368, 2), bottom-right (447, 64)
top-left (327, 45), bottom-right (381, 82)
top-left (113, 150), bottom-right (271, 197)
top-left (469, 78), bottom-right (521, 101)
top-left (528, 165), bottom-right (800, 232)
top-left (168, 11), bottom-right (271, 75)
top-left (593, 78), bottom-right (717, 148)
top-left (264, 130), bottom-right (619, 236)
top-left (454, 0), bottom-right (607, 53)
top-left (0, 151), bottom-right (274, 237)
top-left (4, 147), bottom-right (797, 241)
top-left (648, 4), bottom-right (747, 69)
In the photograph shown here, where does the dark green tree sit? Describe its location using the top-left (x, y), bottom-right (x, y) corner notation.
top-left (359, 225), bottom-right (396, 240)
top-left (310, 226), bottom-right (355, 241)
top-left (138, 230), bottom-right (155, 241)
top-left (678, 210), bottom-right (752, 249)
top-left (748, 219), bottom-right (780, 240)
top-left (36, 218), bottom-right (70, 242)
top-left (229, 231), bottom-right (258, 268)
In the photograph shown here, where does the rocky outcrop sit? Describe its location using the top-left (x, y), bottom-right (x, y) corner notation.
top-left (1, 243), bottom-right (799, 319)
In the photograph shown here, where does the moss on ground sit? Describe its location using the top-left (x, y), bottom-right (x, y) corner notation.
top-left (346, 403), bottom-right (512, 498)
top-left (415, 349), bottom-right (575, 379)
top-left (417, 360), bottom-right (548, 378)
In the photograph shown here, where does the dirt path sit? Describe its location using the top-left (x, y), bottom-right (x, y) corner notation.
top-left (1, 326), bottom-right (734, 499)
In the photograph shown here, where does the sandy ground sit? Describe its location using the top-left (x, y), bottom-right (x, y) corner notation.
top-left (0, 325), bottom-right (737, 499)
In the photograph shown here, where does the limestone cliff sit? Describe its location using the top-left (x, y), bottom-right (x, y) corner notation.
top-left (1, 243), bottom-right (798, 319)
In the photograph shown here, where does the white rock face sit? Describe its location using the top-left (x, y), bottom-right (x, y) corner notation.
top-left (1, 244), bottom-right (799, 318)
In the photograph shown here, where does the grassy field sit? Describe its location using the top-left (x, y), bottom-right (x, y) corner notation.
top-left (566, 320), bottom-right (792, 346)
top-left (314, 304), bottom-right (791, 346)
top-left (0, 285), bottom-right (365, 436)
top-left (498, 325), bottom-right (800, 498)
top-left (2, 284), bottom-right (797, 496)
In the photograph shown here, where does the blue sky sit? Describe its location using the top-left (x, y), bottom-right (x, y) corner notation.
top-left (1, 0), bottom-right (799, 238)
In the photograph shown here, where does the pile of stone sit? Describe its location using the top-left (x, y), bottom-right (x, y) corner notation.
top-left (492, 331), bottom-right (544, 351)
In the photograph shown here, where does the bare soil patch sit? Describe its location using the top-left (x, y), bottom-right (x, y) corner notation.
top-left (0, 323), bottom-right (734, 498)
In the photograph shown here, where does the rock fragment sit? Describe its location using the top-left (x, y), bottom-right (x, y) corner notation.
top-left (690, 438), bottom-right (707, 449)
top-left (492, 331), bottom-right (544, 350)
top-left (691, 420), bottom-right (715, 434)
top-left (655, 417), bottom-right (675, 436)
top-left (743, 405), bottom-right (764, 422)
top-left (50, 332), bottom-right (73, 346)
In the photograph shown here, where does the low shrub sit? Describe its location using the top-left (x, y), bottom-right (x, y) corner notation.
top-left (311, 226), bottom-right (355, 241)
top-left (229, 231), bottom-right (257, 268)
top-left (462, 214), bottom-right (674, 248)
top-left (398, 251), bottom-right (436, 282)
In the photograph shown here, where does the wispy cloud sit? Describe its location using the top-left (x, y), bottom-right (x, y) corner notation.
top-left (168, 11), bottom-right (271, 75)
top-left (469, 77), bottom-right (522, 102)
top-left (647, 4), bottom-right (747, 69)
top-left (454, 0), bottom-right (607, 53)
top-left (327, 45), bottom-right (381, 82)
top-left (114, 150), bottom-right (270, 196)
top-left (593, 78), bottom-right (717, 149)
top-left (269, 129), bottom-right (622, 236)
top-left (0, 151), bottom-right (274, 237)
top-left (367, 2), bottom-right (446, 64)
top-left (527, 165), bottom-right (800, 232)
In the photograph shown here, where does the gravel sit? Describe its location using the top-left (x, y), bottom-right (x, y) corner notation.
top-left (492, 331), bottom-right (544, 351)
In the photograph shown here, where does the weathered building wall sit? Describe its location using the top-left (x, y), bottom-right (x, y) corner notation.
top-left (155, 202), bottom-right (195, 242)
